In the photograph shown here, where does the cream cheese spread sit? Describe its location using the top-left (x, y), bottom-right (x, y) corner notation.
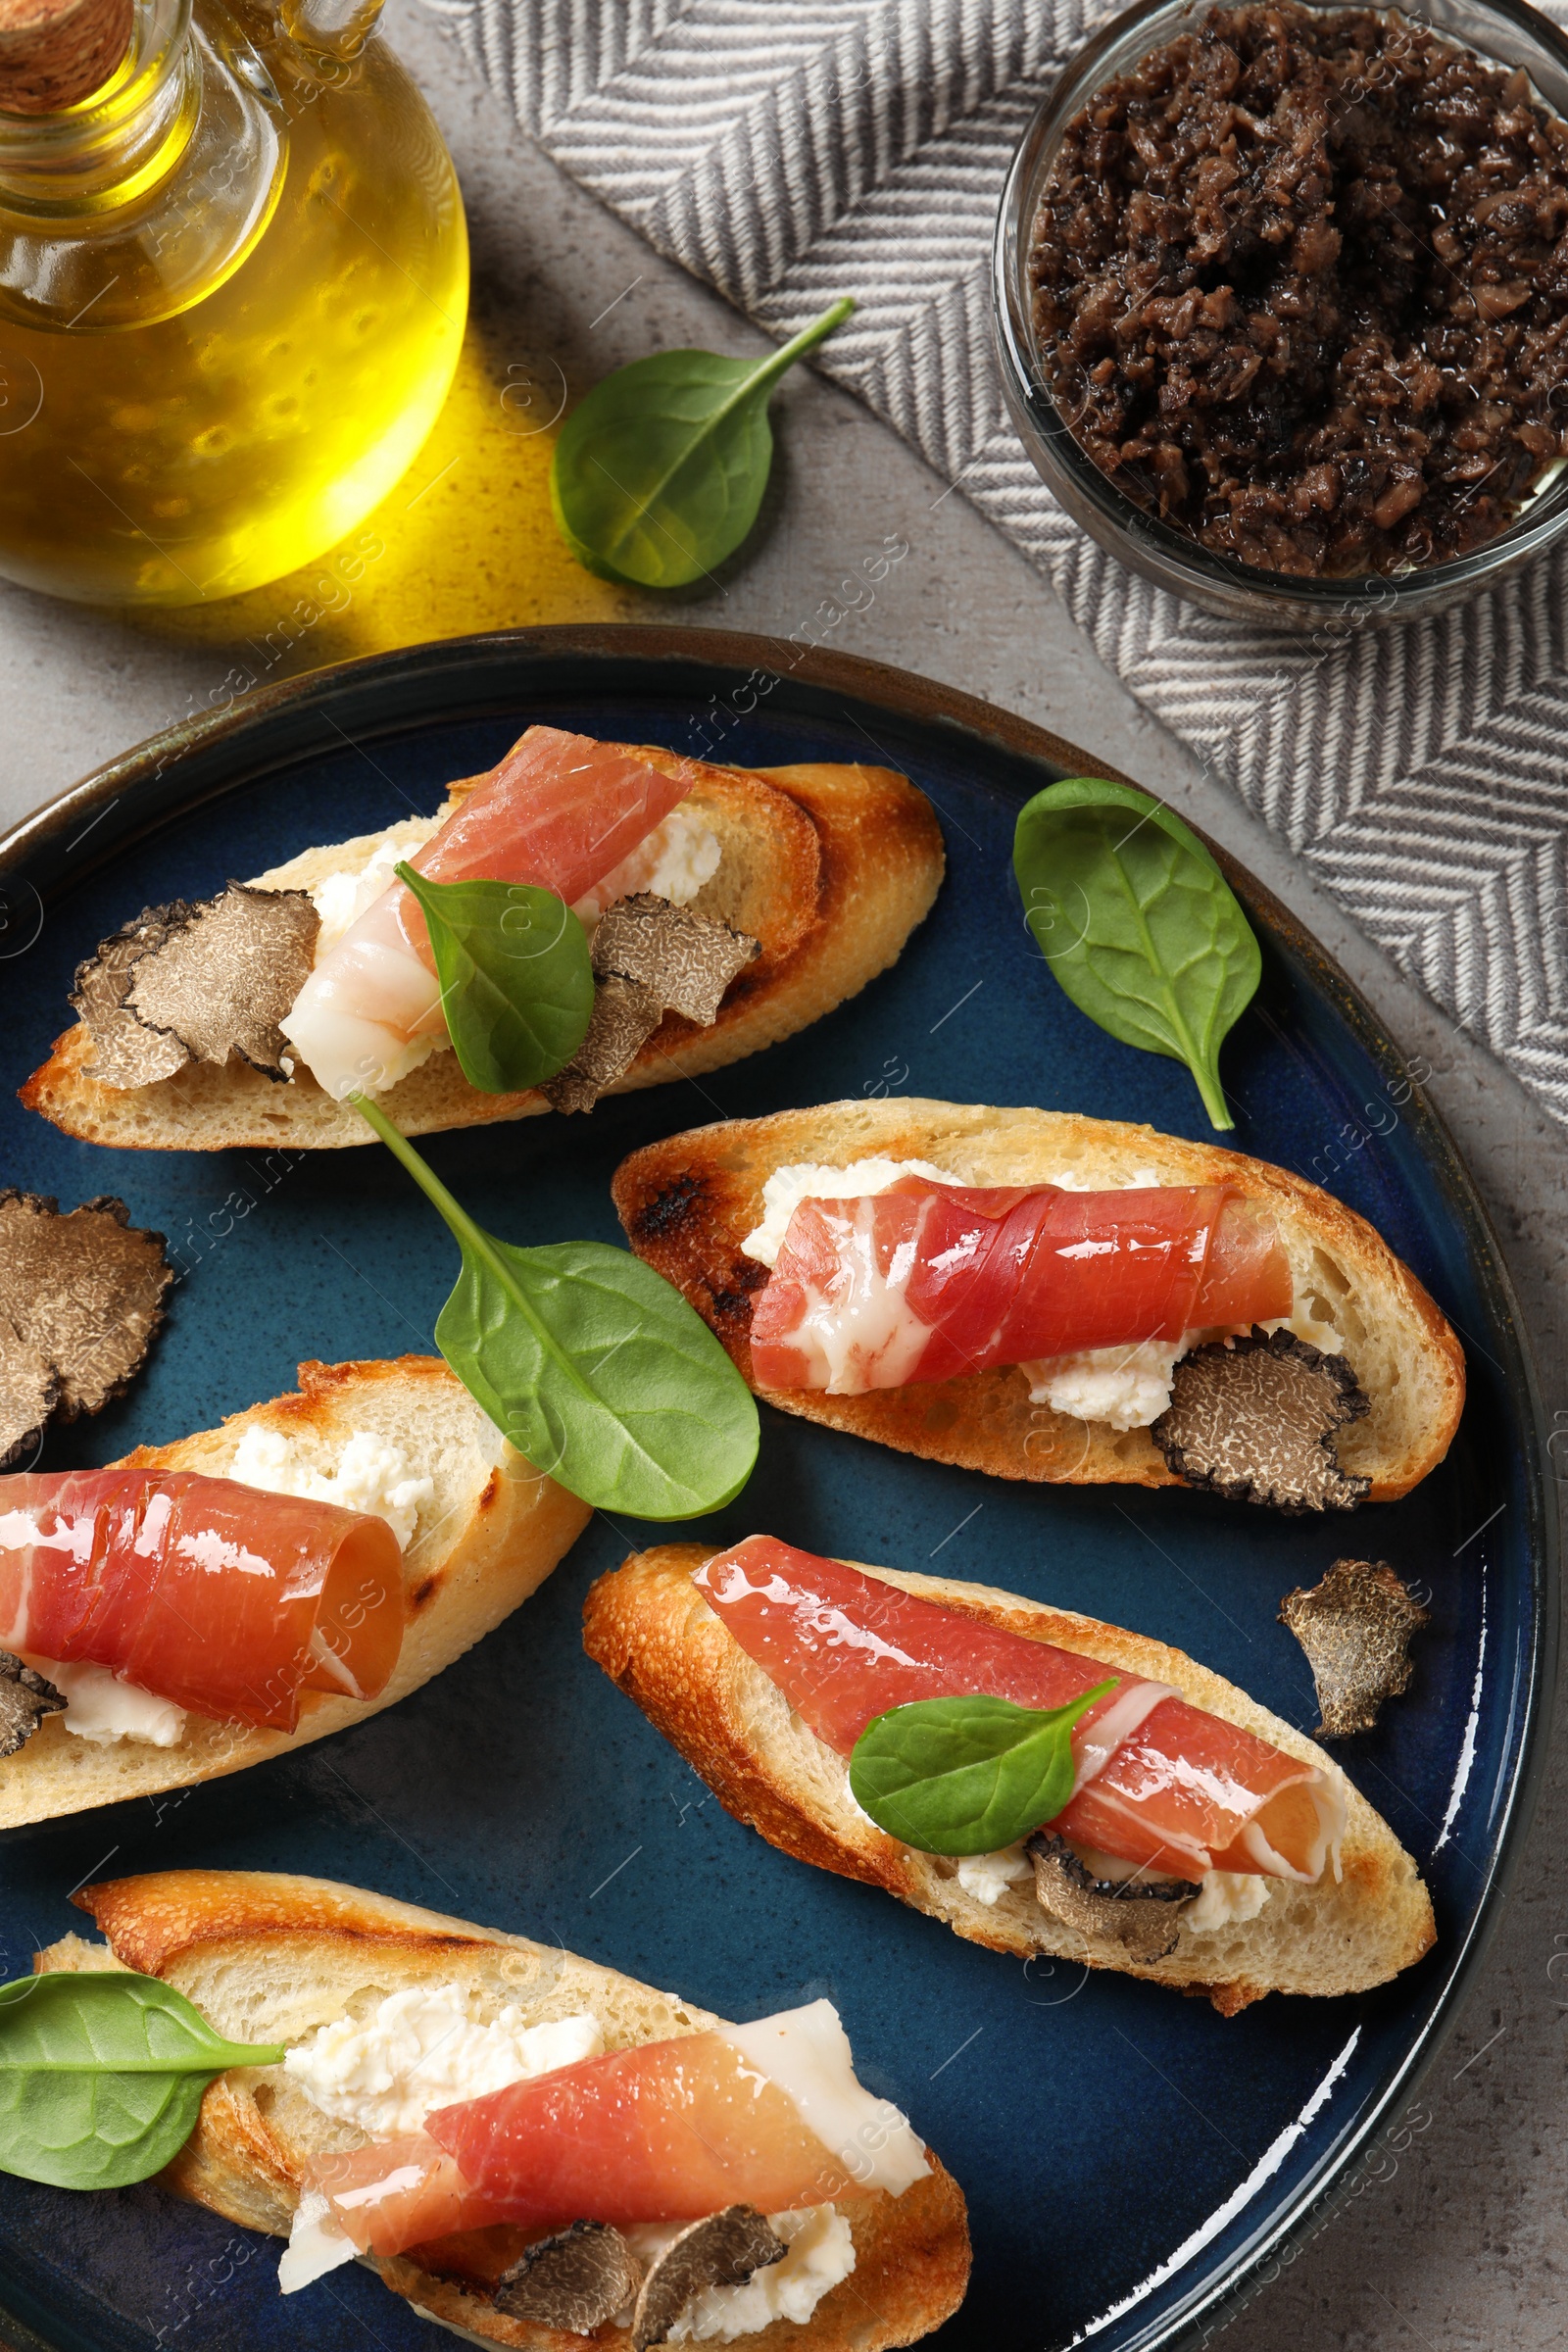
top-left (956, 1845), bottom-right (1034, 1905)
top-left (278, 2189), bottom-right (356, 2295)
top-left (570, 804), bottom-right (722, 928)
top-left (229, 1423), bottom-right (435, 1551)
top-left (22, 1657), bottom-right (186, 1747)
top-left (1185, 1871), bottom-right (1274, 1934)
top-left (284, 1984), bottom-right (604, 2137)
top-left (1020, 1339), bottom-right (1186, 1431)
top-left (308, 818), bottom-right (442, 960)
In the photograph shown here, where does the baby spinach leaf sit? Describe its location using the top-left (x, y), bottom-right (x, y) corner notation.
top-left (849, 1681), bottom-right (1117, 1855)
top-left (1012, 778), bottom-right (1261, 1131)
top-left (396, 863), bottom-right (594, 1096)
top-left (550, 297), bottom-right (855, 588)
top-left (0, 1972), bottom-right (283, 2191)
top-left (352, 1094), bottom-right (759, 1519)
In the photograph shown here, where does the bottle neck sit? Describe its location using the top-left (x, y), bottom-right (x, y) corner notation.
top-left (0, 0), bottom-right (300, 329)
top-left (0, 0), bottom-right (197, 215)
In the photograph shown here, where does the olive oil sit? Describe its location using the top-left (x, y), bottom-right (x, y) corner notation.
top-left (0, 0), bottom-right (466, 605)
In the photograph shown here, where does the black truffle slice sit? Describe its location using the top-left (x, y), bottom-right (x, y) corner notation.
top-left (0, 1314), bottom-right (57, 1473)
top-left (543, 894), bottom-right (760, 1115)
top-left (1280, 1557), bottom-right (1430, 1736)
top-left (493, 2220), bottom-right (641, 2331)
top-left (1026, 1832), bottom-right (1200, 1963)
top-left (1152, 1327), bottom-right (1371, 1511)
top-left (632, 2205), bottom-right (787, 2350)
top-left (544, 974), bottom-right (666, 1115)
top-left (593, 891), bottom-right (760, 1026)
top-left (0, 1654), bottom-right (66, 1759)
top-left (126, 883), bottom-right (319, 1079)
top-left (74, 883), bottom-right (319, 1086)
top-left (0, 1192), bottom-right (172, 1467)
top-left (73, 905), bottom-right (195, 1088)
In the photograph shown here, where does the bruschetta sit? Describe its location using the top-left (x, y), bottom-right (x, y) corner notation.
top-left (583, 1538), bottom-right (1437, 2014)
top-left (36, 1868), bottom-right (971, 2349)
top-left (612, 1099), bottom-right (1466, 1507)
top-left (22, 729), bottom-right (945, 1152)
top-left (0, 1356), bottom-right (589, 1828)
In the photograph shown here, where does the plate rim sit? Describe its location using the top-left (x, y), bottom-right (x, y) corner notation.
top-left (0, 620), bottom-right (1556, 2352)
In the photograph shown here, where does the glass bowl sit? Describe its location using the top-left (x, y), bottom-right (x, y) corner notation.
top-left (992, 0), bottom-right (1568, 628)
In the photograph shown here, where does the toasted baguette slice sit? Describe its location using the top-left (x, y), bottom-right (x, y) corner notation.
top-left (38, 1869), bottom-right (971, 2351)
top-left (22, 749), bottom-right (945, 1152)
top-left (584, 1545), bottom-right (1437, 2015)
top-left (612, 1098), bottom-right (1465, 1501)
top-left (0, 1358), bottom-right (589, 1830)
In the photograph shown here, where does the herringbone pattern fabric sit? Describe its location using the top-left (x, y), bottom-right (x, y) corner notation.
top-left (417, 0), bottom-right (1568, 1126)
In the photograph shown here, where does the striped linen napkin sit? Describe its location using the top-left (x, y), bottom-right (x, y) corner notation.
top-left (419, 0), bottom-right (1568, 1127)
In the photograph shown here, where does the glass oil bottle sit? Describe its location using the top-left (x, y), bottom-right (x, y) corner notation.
top-left (0, 0), bottom-right (467, 604)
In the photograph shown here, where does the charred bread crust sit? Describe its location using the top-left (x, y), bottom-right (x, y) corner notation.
top-left (611, 1098), bottom-right (1465, 1503)
top-left (581, 1545), bottom-right (1438, 2013)
top-left (46, 1871), bottom-right (971, 2352)
top-left (0, 1359), bottom-right (590, 1829)
top-left (21, 754), bottom-right (945, 1152)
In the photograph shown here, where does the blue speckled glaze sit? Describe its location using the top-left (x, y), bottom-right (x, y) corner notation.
top-left (0, 633), bottom-right (1550, 2352)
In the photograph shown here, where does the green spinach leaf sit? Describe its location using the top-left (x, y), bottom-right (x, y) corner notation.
top-left (0, 1973), bottom-right (283, 2191)
top-left (848, 1681), bottom-right (1117, 1855)
top-left (1012, 778), bottom-right (1260, 1130)
top-left (352, 1094), bottom-right (759, 1518)
top-left (550, 298), bottom-right (855, 588)
top-left (395, 863), bottom-right (594, 1096)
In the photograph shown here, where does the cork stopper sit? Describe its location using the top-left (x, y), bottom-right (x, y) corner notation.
top-left (0, 0), bottom-right (133, 114)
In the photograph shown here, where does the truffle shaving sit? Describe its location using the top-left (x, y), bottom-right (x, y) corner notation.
top-left (0, 1314), bottom-right (56, 1473)
top-left (0, 1192), bottom-right (172, 1467)
top-left (593, 891), bottom-right (761, 1026)
top-left (0, 1653), bottom-right (65, 1760)
top-left (72, 906), bottom-right (192, 1087)
top-left (74, 883), bottom-right (319, 1086)
top-left (633, 2205), bottom-right (787, 2350)
top-left (1026, 1832), bottom-right (1200, 1963)
top-left (544, 892), bottom-right (760, 1114)
top-left (544, 974), bottom-right (666, 1115)
top-left (1152, 1326), bottom-right (1371, 1511)
top-left (493, 2220), bottom-right (642, 2332)
top-left (1280, 1556), bottom-right (1431, 1736)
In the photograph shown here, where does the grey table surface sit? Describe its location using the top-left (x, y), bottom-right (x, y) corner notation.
top-left (2, 6), bottom-right (1565, 2343)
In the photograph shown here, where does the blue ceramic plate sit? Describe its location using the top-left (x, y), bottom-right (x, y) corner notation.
top-left (0, 626), bottom-right (1553, 2352)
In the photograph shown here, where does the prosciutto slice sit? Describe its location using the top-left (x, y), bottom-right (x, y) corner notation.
top-left (300, 2030), bottom-right (858, 2260)
top-left (695, 1537), bottom-right (1340, 1883)
top-left (281, 726), bottom-right (703, 1100)
top-left (0, 1470), bottom-right (403, 1731)
top-left (747, 1178), bottom-right (1293, 1394)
